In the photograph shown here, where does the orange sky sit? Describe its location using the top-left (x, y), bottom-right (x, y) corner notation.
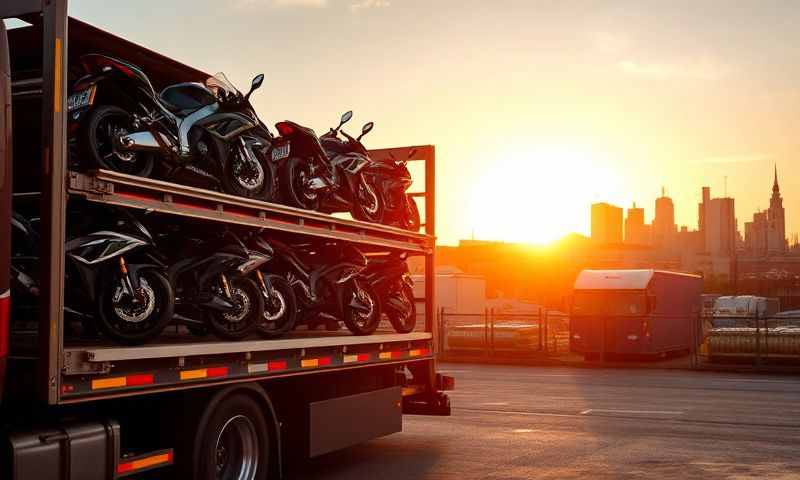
top-left (67, 0), bottom-right (800, 245)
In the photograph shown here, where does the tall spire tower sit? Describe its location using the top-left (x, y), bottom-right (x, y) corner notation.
top-left (767, 165), bottom-right (786, 253)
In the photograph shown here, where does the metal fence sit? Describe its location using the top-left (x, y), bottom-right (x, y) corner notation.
top-left (436, 309), bottom-right (570, 361)
top-left (435, 308), bottom-right (800, 370)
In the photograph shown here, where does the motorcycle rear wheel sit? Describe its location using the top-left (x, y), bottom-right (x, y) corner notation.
top-left (97, 269), bottom-right (174, 345)
top-left (387, 284), bottom-right (416, 334)
top-left (84, 105), bottom-right (155, 177)
top-left (282, 157), bottom-right (320, 210)
top-left (207, 277), bottom-right (263, 341)
top-left (342, 282), bottom-right (382, 336)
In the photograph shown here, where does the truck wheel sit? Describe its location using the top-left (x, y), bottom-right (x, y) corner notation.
top-left (196, 393), bottom-right (270, 480)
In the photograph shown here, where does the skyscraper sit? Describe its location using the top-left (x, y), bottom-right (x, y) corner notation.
top-left (744, 167), bottom-right (786, 255)
top-left (767, 166), bottom-right (786, 253)
top-left (699, 186), bottom-right (736, 256)
top-left (591, 202), bottom-right (623, 244)
top-left (624, 202), bottom-right (651, 245)
top-left (652, 187), bottom-right (676, 247)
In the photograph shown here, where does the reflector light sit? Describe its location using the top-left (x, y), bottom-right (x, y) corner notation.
top-left (91, 373), bottom-right (155, 390)
top-left (343, 353), bottom-right (370, 363)
top-left (179, 369), bottom-right (207, 380)
top-left (268, 360), bottom-right (288, 370)
top-left (207, 366), bottom-right (229, 378)
top-left (117, 451), bottom-right (173, 476)
top-left (379, 351), bottom-right (403, 360)
top-left (301, 357), bottom-right (332, 368)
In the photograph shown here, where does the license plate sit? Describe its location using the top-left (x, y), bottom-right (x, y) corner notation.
top-left (271, 143), bottom-right (290, 161)
top-left (67, 86), bottom-right (95, 112)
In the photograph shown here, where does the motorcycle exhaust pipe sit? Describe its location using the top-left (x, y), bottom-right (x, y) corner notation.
top-left (116, 131), bottom-right (172, 152)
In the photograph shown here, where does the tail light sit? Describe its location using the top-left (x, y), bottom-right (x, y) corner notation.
top-left (0, 290), bottom-right (9, 358)
top-left (275, 122), bottom-right (294, 136)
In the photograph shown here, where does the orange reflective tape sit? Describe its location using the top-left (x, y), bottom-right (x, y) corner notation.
top-left (54, 38), bottom-right (62, 113)
top-left (180, 369), bottom-right (207, 380)
top-left (301, 359), bottom-right (319, 368)
top-left (92, 377), bottom-right (127, 390)
top-left (117, 452), bottom-right (172, 475)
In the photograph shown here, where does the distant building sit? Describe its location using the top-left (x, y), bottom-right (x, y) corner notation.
top-left (652, 188), bottom-right (677, 248)
top-left (591, 202), bottom-right (623, 244)
top-left (744, 167), bottom-right (786, 256)
top-left (699, 186), bottom-right (736, 256)
top-left (624, 202), bottom-right (651, 245)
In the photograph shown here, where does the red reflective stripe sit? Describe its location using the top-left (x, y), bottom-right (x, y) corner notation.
top-left (318, 357), bottom-right (332, 366)
top-left (126, 374), bottom-right (154, 386)
top-left (357, 353), bottom-right (370, 362)
top-left (207, 367), bottom-right (229, 378)
top-left (0, 292), bottom-right (9, 358)
top-left (268, 360), bottom-right (287, 371)
top-left (419, 348), bottom-right (431, 356)
top-left (117, 462), bottom-right (134, 474)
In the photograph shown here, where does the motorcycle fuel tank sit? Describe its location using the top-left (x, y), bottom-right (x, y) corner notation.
top-left (159, 82), bottom-right (217, 114)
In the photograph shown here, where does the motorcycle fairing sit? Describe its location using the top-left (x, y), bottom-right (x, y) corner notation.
top-left (65, 231), bottom-right (150, 265)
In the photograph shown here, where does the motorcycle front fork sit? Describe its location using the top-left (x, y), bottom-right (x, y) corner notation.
top-left (118, 257), bottom-right (136, 297)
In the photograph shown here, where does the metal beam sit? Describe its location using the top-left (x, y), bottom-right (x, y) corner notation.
top-left (39, 0), bottom-right (67, 405)
top-left (65, 332), bottom-right (433, 363)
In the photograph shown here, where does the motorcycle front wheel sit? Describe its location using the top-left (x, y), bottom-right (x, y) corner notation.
top-left (387, 283), bottom-right (417, 333)
top-left (282, 157), bottom-right (320, 210)
top-left (84, 105), bottom-right (155, 177)
top-left (256, 274), bottom-right (297, 339)
top-left (342, 282), bottom-right (382, 336)
top-left (351, 178), bottom-right (384, 224)
top-left (97, 269), bottom-right (174, 345)
top-left (207, 277), bottom-right (263, 341)
top-left (222, 141), bottom-right (275, 201)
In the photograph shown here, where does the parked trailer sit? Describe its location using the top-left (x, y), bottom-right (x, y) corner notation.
top-left (0, 5), bottom-right (451, 479)
top-left (570, 269), bottom-right (703, 359)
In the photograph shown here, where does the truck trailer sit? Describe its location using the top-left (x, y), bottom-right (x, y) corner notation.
top-left (570, 269), bottom-right (703, 359)
top-left (0, 3), bottom-right (452, 479)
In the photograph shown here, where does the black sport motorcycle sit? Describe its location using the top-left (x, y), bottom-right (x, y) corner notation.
top-left (272, 112), bottom-right (381, 222)
top-left (370, 148), bottom-right (421, 231)
top-left (68, 54), bottom-right (275, 201)
top-left (242, 232), bottom-right (298, 339)
top-left (361, 252), bottom-right (417, 333)
top-left (11, 208), bottom-right (176, 345)
top-left (269, 239), bottom-right (381, 335)
top-left (165, 229), bottom-right (266, 340)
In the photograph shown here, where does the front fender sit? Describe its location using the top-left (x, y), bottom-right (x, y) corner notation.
top-left (125, 263), bottom-right (165, 290)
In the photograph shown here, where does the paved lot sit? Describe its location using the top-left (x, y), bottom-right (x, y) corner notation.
top-left (290, 363), bottom-right (800, 479)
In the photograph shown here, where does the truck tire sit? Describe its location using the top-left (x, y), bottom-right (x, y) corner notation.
top-left (195, 393), bottom-right (271, 480)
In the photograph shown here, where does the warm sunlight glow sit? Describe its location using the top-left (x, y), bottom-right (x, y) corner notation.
top-left (469, 142), bottom-right (624, 244)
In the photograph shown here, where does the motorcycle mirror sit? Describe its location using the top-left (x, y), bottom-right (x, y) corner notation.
top-left (334, 110), bottom-right (353, 133)
top-left (245, 73), bottom-right (265, 100)
top-left (357, 122), bottom-right (374, 141)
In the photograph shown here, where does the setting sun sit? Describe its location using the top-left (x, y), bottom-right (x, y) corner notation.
top-left (469, 142), bottom-right (623, 244)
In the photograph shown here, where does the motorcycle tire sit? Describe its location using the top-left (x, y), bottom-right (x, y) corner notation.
top-left (282, 157), bottom-right (320, 210)
top-left (221, 142), bottom-right (275, 201)
top-left (207, 277), bottom-right (263, 341)
top-left (405, 197), bottom-right (421, 231)
top-left (84, 105), bottom-right (155, 177)
top-left (342, 282), bottom-right (382, 336)
top-left (387, 283), bottom-right (417, 334)
top-left (256, 274), bottom-right (298, 339)
top-left (351, 178), bottom-right (384, 224)
top-left (96, 269), bottom-right (174, 345)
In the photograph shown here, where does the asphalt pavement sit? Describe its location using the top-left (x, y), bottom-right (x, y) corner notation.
top-left (289, 363), bottom-right (800, 479)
